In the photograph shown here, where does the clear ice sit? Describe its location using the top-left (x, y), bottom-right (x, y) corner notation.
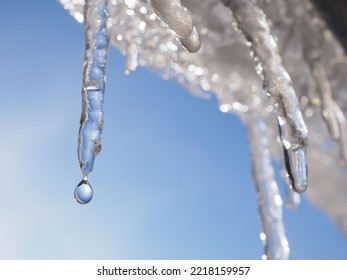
top-left (60, 0), bottom-right (347, 258)
top-left (76, 0), bottom-right (109, 204)
top-left (247, 113), bottom-right (289, 259)
top-left (74, 178), bottom-right (94, 204)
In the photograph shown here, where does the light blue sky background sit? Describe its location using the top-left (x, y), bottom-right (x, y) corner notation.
top-left (0, 0), bottom-right (346, 259)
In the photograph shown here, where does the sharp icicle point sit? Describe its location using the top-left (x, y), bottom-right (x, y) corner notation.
top-left (76, 0), bottom-right (110, 203)
top-left (247, 113), bottom-right (289, 260)
top-left (222, 0), bottom-right (308, 193)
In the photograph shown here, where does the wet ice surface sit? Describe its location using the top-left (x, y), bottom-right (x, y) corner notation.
top-left (77, 0), bottom-right (109, 200)
top-left (60, 0), bottom-right (347, 258)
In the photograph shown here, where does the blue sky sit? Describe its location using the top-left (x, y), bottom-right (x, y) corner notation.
top-left (0, 0), bottom-right (346, 259)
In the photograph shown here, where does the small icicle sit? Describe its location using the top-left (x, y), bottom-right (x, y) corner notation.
top-left (222, 0), bottom-right (308, 193)
top-left (125, 42), bottom-right (139, 75)
top-left (77, 0), bottom-right (110, 203)
top-left (149, 0), bottom-right (201, 53)
top-left (74, 176), bottom-right (93, 204)
top-left (247, 113), bottom-right (289, 260)
top-left (313, 65), bottom-right (340, 140)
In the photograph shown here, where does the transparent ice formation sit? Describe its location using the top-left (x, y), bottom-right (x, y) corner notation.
top-left (74, 177), bottom-right (94, 204)
top-left (60, 0), bottom-right (347, 259)
top-left (76, 0), bottom-right (109, 201)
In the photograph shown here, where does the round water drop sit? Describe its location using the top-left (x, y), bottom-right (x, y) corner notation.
top-left (74, 179), bottom-right (93, 204)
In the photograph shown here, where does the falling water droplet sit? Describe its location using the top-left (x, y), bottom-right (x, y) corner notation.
top-left (74, 178), bottom-right (93, 204)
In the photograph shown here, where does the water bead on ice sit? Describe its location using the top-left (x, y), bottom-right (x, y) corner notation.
top-left (74, 178), bottom-right (93, 204)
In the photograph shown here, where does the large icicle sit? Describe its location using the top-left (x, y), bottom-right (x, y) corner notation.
top-left (75, 0), bottom-right (110, 204)
top-left (222, 0), bottom-right (308, 193)
top-left (247, 113), bottom-right (289, 260)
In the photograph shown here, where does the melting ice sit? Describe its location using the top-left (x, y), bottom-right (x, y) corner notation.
top-left (61, 0), bottom-right (347, 259)
top-left (76, 0), bottom-right (109, 204)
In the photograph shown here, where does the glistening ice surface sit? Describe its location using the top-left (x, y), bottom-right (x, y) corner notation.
top-left (59, 0), bottom-right (347, 259)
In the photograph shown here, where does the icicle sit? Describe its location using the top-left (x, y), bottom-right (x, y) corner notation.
top-left (222, 0), bottom-right (308, 193)
top-left (149, 0), bottom-right (201, 53)
top-left (125, 42), bottom-right (139, 74)
top-left (247, 113), bottom-right (289, 260)
top-left (178, 26), bottom-right (201, 53)
top-left (75, 0), bottom-right (110, 204)
top-left (313, 65), bottom-right (340, 140)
